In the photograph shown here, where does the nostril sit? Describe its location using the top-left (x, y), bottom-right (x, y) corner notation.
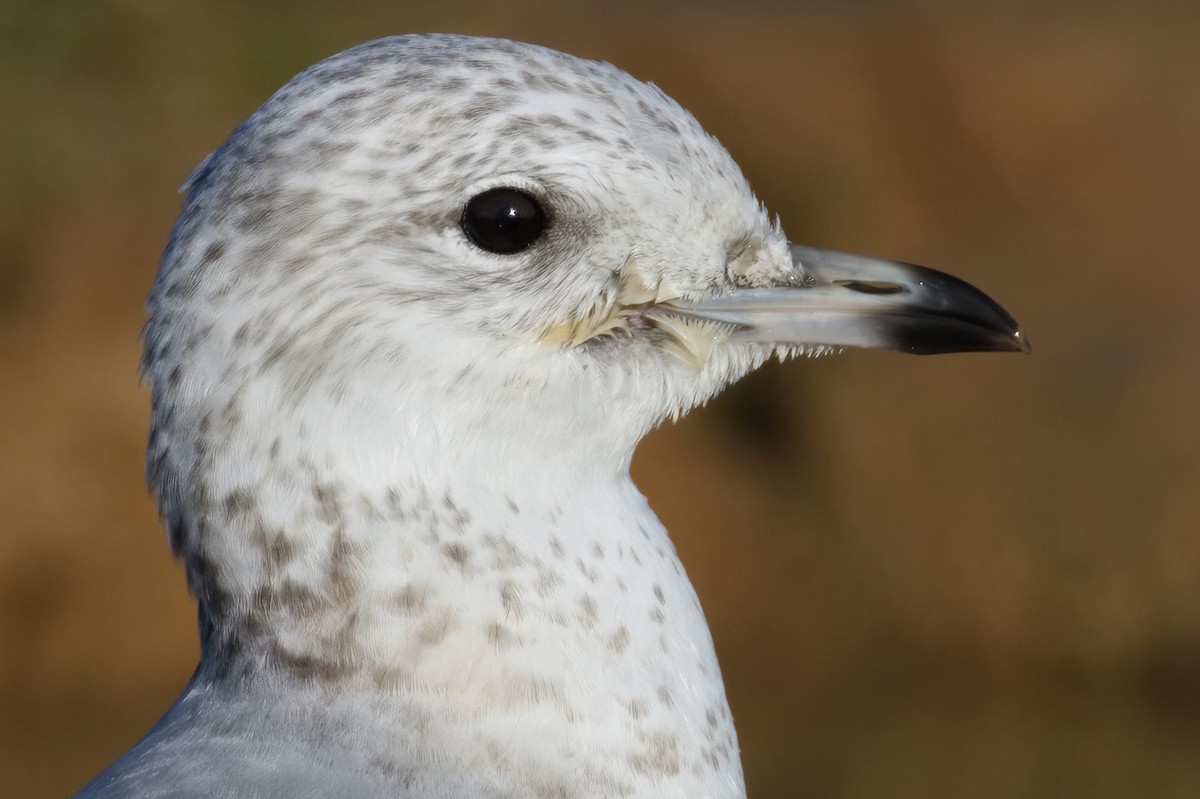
top-left (833, 279), bottom-right (904, 295)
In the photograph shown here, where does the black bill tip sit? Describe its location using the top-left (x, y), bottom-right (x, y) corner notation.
top-left (869, 262), bottom-right (1031, 355)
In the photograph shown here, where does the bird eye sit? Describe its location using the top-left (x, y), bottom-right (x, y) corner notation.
top-left (461, 188), bottom-right (547, 254)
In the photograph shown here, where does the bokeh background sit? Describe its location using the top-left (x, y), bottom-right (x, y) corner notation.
top-left (2, 0), bottom-right (1198, 796)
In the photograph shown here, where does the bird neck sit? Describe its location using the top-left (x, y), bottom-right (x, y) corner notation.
top-left (177, 445), bottom-right (743, 795)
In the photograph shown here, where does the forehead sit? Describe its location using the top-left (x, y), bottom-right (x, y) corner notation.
top-left (238, 35), bottom-right (747, 199)
top-left (277, 34), bottom-right (676, 133)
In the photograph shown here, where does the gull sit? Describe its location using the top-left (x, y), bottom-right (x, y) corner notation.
top-left (78, 34), bottom-right (1027, 799)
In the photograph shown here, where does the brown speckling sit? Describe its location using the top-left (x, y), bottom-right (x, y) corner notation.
top-left (608, 625), bottom-right (630, 654)
top-left (355, 494), bottom-right (384, 522)
top-left (222, 488), bottom-right (255, 520)
top-left (270, 642), bottom-right (344, 684)
top-left (656, 684), bottom-right (673, 708)
top-left (535, 566), bottom-right (562, 597)
top-left (385, 486), bottom-right (404, 515)
top-left (441, 541), bottom-right (471, 568)
top-left (371, 666), bottom-right (410, 693)
top-left (441, 491), bottom-right (470, 526)
top-left (649, 607), bottom-right (665, 624)
top-left (576, 557), bottom-right (599, 583)
top-left (366, 750), bottom-right (417, 782)
top-left (313, 482), bottom-right (345, 525)
top-left (275, 581), bottom-right (321, 616)
top-left (487, 620), bottom-right (522, 650)
top-left (653, 584), bottom-right (665, 605)
top-left (500, 578), bottom-right (524, 619)
top-left (578, 594), bottom-right (598, 629)
top-left (232, 320), bottom-right (252, 345)
top-left (417, 605), bottom-right (458, 645)
top-left (482, 534), bottom-right (526, 570)
top-left (327, 526), bottom-right (362, 602)
top-left (253, 525), bottom-right (298, 569)
top-left (392, 583), bottom-right (431, 614)
top-left (628, 730), bottom-right (680, 778)
top-left (197, 239), bottom-right (227, 267)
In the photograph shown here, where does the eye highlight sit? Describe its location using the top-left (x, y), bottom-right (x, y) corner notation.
top-left (461, 188), bottom-right (547, 254)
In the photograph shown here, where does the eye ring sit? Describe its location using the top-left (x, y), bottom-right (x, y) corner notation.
top-left (461, 187), bottom-right (547, 254)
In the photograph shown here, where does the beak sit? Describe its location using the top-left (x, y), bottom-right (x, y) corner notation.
top-left (659, 244), bottom-right (1030, 355)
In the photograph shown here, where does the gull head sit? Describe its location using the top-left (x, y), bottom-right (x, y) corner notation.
top-left (143, 32), bottom-right (1026, 561)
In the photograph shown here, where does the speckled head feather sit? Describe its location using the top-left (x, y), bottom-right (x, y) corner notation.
top-left (145, 33), bottom-right (797, 563)
top-left (85, 32), bottom-right (1024, 799)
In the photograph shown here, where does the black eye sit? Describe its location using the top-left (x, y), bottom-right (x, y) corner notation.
top-left (461, 188), bottom-right (547, 254)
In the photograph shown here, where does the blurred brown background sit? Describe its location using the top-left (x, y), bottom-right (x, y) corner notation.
top-left (2, 0), bottom-right (1198, 796)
